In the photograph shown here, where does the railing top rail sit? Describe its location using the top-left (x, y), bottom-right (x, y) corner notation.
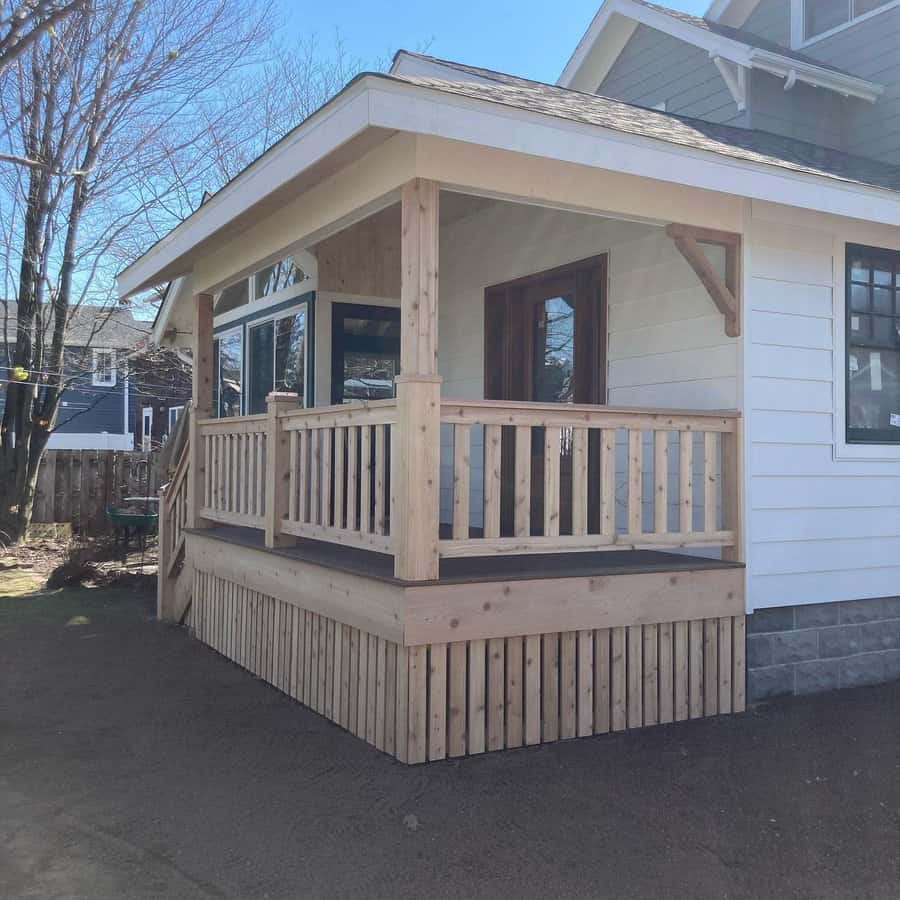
top-left (197, 414), bottom-right (269, 435)
top-left (440, 399), bottom-right (740, 431)
top-left (280, 398), bottom-right (398, 429)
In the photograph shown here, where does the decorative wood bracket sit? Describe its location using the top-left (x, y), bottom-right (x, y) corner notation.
top-left (666, 223), bottom-right (741, 338)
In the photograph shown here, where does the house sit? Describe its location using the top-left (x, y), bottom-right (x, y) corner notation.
top-left (1, 303), bottom-right (150, 450)
top-left (130, 346), bottom-right (193, 452)
top-left (121, 0), bottom-right (900, 763)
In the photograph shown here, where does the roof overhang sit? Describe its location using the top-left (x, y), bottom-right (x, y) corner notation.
top-left (558, 0), bottom-right (883, 103)
top-left (120, 73), bottom-right (900, 309)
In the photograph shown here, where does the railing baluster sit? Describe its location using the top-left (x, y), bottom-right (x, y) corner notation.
top-left (680, 431), bottom-right (693, 533)
top-left (298, 429), bottom-right (309, 524)
top-left (572, 427), bottom-right (588, 536)
top-left (374, 424), bottom-right (386, 535)
top-left (627, 429), bottom-right (643, 536)
top-left (321, 428), bottom-right (333, 528)
top-left (514, 426), bottom-right (531, 538)
top-left (544, 427), bottom-right (561, 537)
top-left (360, 425), bottom-right (372, 534)
top-left (310, 429), bottom-right (320, 526)
top-left (654, 430), bottom-right (668, 535)
top-left (483, 424), bottom-right (501, 539)
top-left (704, 432), bottom-right (717, 533)
top-left (288, 430), bottom-right (298, 522)
top-left (453, 424), bottom-right (471, 541)
top-left (346, 427), bottom-right (358, 532)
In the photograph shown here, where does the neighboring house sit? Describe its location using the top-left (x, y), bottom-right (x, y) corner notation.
top-left (1, 303), bottom-right (150, 450)
top-left (122, 0), bottom-right (900, 764)
top-left (130, 347), bottom-right (192, 452)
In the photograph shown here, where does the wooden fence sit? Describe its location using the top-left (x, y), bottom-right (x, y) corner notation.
top-left (32, 450), bottom-right (159, 533)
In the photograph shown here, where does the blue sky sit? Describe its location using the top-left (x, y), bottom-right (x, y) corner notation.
top-left (280, 0), bottom-right (709, 84)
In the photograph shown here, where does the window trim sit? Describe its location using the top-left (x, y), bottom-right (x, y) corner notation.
top-left (834, 238), bottom-right (900, 460)
top-left (91, 348), bottom-right (117, 387)
top-left (793, 0), bottom-right (900, 48)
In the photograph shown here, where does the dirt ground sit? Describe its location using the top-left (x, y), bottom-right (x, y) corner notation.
top-left (1, 586), bottom-right (898, 900)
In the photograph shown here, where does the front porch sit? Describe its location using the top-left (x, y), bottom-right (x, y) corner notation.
top-left (158, 174), bottom-right (747, 762)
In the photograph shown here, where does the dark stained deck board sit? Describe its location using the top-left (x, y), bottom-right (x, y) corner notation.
top-left (190, 526), bottom-right (743, 587)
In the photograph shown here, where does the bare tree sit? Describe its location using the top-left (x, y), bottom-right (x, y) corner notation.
top-left (0, 0), bottom-right (86, 75)
top-left (0, 0), bottom-right (270, 542)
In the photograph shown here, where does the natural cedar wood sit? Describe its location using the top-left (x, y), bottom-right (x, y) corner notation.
top-left (447, 642), bottom-right (468, 757)
top-left (665, 223), bottom-right (741, 337)
top-left (452, 425), bottom-right (471, 540)
top-left (627, 625), bottom-right (643, 729)
top-left (560, 631), bottom-right (577, 740)
top-left (524, 635), bottom-right (541, 746)
top-left (487, 638), bottom-right (505, 751)
top-left (428, 643), bottom-right (447, 760)
top-left (577, 629), bottom-right (593, 738)
top-left (468, 639), bottom-right (486, 754)
top-left (642, 623), bottom-right (658, 727)
top-left (506, 636), bottom-right (524, 748)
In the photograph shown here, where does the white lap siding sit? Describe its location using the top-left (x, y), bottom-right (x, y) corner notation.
top-left (746, 210), bottom-right (900, 610)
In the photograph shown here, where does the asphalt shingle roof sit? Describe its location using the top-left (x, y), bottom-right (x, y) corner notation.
top-left (2, 303), bottom-right (150, 350)
top-left (385, 56), bottom-right (900, 195)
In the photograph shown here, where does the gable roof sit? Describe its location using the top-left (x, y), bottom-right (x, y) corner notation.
top-left (120, 64), bottom-right (900, 299)
top-left (2, 303), bottom-right (150, 350)
top-left (389, 57), bottom-right (900, 194)
top-left (558, 0), bottom-right (882, 102)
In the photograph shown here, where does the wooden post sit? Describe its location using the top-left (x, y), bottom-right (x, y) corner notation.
top-left (265, 392), bottom-right (299, 548)
top-left (721, 416), bottom-right (744, 563)
top-left (392, 178), bottom-right (441, 582)
top-left (187, 293), bottom-right (214, 530)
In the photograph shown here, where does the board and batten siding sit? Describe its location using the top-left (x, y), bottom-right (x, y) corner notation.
top-left (746, 210), bottom-right (900, 610)
top-left (599, 24), bottom-right (747, 126)
top-left (437, 200), bottom-right (738, 529)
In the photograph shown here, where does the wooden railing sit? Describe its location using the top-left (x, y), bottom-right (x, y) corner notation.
top-left (280, 400), bottom-right (396, 553)
top-left (197, 414), bottom-right (269, 529)
top-left (158, 403), bottom-right (192, 620)
top-left (439, 400), bottom-right (742, 559)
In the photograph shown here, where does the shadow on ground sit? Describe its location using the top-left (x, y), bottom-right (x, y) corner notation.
top-left (1, 587), bottom-right (898, 899)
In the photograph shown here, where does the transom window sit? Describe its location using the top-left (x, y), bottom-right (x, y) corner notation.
top-left (92, 349), bottom-right (116, 387)
top-left (215, 255), bottom-right (309, 315)
top-left (846, 244), bottom-right (900, 444)
top-left (803, 0), bottom-right (894, 40)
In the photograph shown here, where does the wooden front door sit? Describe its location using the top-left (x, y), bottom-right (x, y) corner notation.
top-left (484, 255), bottom-right (607, 535)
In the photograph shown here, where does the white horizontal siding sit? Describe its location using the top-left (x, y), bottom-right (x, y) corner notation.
top-left (746, 215), bottom-right (900, 610)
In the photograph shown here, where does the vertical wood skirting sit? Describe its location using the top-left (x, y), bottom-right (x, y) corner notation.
top-left (189, 569), bottom-right (747, 764)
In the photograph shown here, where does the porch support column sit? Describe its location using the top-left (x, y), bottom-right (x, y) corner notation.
top-left (393, 179), bottom-right (441, 581)
top-left (187, 292), bottom-right (213, 530)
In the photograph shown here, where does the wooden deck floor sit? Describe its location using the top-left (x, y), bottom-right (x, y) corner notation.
top-left (195, 525), bottom-right (743, 585)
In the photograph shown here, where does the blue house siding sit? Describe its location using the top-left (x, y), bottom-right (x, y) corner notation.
top-left (742, 0), bottom-right (791, 45)
top-left (1, 346), bottom-right (130, 445)
top-left (599, 25), bottom-right (748, 125)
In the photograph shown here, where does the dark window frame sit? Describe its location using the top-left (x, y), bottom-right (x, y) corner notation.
top-left (330, 302), bottom-right (401, 405)
top-left (845, 242), bottom-right (900, 445)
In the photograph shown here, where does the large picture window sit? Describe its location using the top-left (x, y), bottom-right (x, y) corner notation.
top-left (212, 329), bottom-right (242, 417)
top-left (846, 244), bottom-right (900, 444)
top-left (247, 305), bottom-right (309, 414)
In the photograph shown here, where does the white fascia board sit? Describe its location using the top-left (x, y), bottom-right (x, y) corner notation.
top-left (748, 50), bottom-right (884, 102)
top-left (366, 80), bottom-right (900, 228)
top-left (391, 51), bottom-right (495, 84)
top-left (117, 82), bottom-right (373, 298)
top-left (558, 0), bottom-right (882, 102)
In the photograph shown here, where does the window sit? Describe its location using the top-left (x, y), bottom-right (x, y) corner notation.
top-left (255, 257), bottom-right (305, 299)
top-left (92, 349), bottom-right (116, 387)
top-left (212, 329), bottom-right (242, 417)
top-left (803, 0), bottom-right (894, 40)
top-left (168, 405), bottom-right (184, 432)
top-left (247, 305), bottom-right (308, 414)
top-left (216, 278), bottom-right (250, 315)
top-left (846, 244), bottom-right (900, 444)
top-left (331, 304), bottom-right (400, 404)
top-left (141, 406), bottom-right (153, 452)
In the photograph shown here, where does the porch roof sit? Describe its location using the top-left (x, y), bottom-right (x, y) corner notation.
top-left (119, 64), bottom-right (900, 304)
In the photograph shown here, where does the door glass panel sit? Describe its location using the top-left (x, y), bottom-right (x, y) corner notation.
top-left (275, 310), bottom-right (306, 402)
top-left (248, 322), bottom-right (274, 414)
top-left (218, 331), bottom-right (243, 417)
top-left (532, 295), bottom-right (575, 403)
